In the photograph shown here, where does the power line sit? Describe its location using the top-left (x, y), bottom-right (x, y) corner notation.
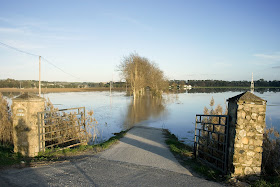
top-left (0, 41), bottom-right (80, 80)
top-left (0, 41), bottom-right (39, 57)
top-left (41, 57), bottom-right (80, 80)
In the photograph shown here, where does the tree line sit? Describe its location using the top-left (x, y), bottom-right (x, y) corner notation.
top-left (0, 79), bottom-right (127, 89)
top-left (1, 77), bottom-right (279, 90)
top-left (187, 79), bottom-right (280, 87)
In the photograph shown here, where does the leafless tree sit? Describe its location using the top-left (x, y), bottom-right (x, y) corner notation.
top-left (118, 53), bottom-right (168, 99)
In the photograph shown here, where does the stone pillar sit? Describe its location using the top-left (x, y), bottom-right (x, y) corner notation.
top-left (227, 91), bottom-right (266, 176)
top-left (12, 93), bottom-right (45, 157)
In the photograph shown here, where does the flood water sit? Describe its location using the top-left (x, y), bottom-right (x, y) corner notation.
top-left (3, 89), bottom-right (280, 145)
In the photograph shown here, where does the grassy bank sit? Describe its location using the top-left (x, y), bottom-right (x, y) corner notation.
top-left (164, 130), bottom-right (280, 186)
top-left (0, 87), bottom-right (126, 93)
top-left (0, 130), bottom-right (127, 169)
top-left (163, 129), bottom-right (224, 181)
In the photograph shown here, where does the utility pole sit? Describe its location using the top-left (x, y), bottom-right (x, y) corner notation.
top-left (39, 56), bottom-right (41, 97)
top-left (110, 81), bottom-right (112, 96)
top-left (251, 72), bottom-right (254, 94)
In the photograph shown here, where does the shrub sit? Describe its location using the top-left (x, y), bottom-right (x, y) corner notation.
top-left (262, 127), bottom-right (280, 176)
top-left (0, 93), bottom-right (13, 145)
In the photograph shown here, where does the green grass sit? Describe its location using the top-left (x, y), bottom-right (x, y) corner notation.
top-left (0, 130), bottom-right (127, 167)
top-left (164, 130), bottom-right (226, 181)
top-left (0, 145), bottom-right (23, 166)
top-left (164, 130), bottom-right (280, 186)
top-left (252, 176), bottom-right (280, 187)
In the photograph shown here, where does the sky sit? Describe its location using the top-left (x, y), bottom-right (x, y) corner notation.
top-left (0, 0), bottom-right (280, 82)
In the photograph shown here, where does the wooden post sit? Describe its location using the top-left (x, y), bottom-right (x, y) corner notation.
top-left (39, 56), bottom-right (41, 97)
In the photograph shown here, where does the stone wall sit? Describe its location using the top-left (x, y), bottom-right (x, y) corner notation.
top-left (227, 92), bottom-right (266, 176)
top-left (12, 93), bottom-right (45, 157)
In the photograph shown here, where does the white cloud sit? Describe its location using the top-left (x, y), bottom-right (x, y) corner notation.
top-left (103, 13), bottom-right (153, 32)
top-left (213, 62), bottom-right (232, 67)
top-left (0, 27), bottom-right (24, 33)
top-left (0, 17), bottom-right (11, 23)
top-left (254, 53), bottom-right (280, 61)
top-left (5, 40), bottom-right (45, 50)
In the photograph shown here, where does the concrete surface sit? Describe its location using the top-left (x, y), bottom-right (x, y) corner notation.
top-left (0, 156), bottom-right (223, 187)
top-left (99, 126), bottom-right (192, 175)
top-left (0, 126), bottom-right (224, 186)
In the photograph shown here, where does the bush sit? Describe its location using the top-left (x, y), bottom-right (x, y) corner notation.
top-left (262, 127), bottom-right (280, 176)
top-left (0, 93), bottom-right (13, 145)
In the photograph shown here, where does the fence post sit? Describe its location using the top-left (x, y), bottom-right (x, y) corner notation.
top-left (227, 91), bottom-right (266, 176)
top-left (12, 93), bottom-right (45, 157)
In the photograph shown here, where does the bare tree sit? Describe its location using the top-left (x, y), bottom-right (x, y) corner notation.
top-left (118, 53), bottom-right (168, 99)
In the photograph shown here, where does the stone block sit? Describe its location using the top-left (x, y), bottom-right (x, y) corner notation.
top-left (234, 167), bottom-right (243, 175)
top-left (254, 147), bottom-right (262, 152)
top-left (247, 151), bottom-right (255, 157)
top-left (252, 108), bottom-right (258, 113)
top-left (238, 104), bottom-right (244, 110)
top-left (251, 113), bottom-right (258, 120)
top-left (242, 137), bottom-right (249, 144)
top-left (254, 140), bottom-right (263, 146)
top-left (249, 139), bottom-right (254, 145)
top-left (259, 107), bottom-right (265, 112)
top-left (238, 111), bottom-right (246, 119)
top-left (239, 157), bottom-right (245, 163)
top-left (256, 126), bottom-right (263, 133)
top-left (253, 167), bottom-right (261, 175)
top-left (247, 132), bottom-right (255, 137)
top-left (249, 145), bottom-right (255, 150)
top-left (244, 167), bottom-right (254, 175)
top-left (245, 115), bottom-right (251, 120)
top-left (239, 129), bottom-right (246, 137)
top-left (245, 159), bottom-right (253, 165)
top-left (244, 106), bottom-right (250, 111)
top-left (257, 116), bottom-right (263, 121)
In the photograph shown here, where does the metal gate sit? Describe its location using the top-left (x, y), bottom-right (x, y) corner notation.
top-left (37, 107), bottom-right (87, 152)
top-left (194, 114), bottom-right (229, 174)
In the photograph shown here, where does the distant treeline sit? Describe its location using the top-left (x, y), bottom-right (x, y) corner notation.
top-left (187, 79), bottom-right (280, 87)
top-left (0, 79), bottom-right (126, 88)
top-left (1, 78), bottom-right (280, 89)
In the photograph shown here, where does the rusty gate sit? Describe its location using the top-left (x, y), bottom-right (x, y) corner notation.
top-left (37, 107), bottom-right (87, 152)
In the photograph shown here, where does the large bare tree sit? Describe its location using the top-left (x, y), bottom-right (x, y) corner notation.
top-left (118, 53), bottom-right (168, 98)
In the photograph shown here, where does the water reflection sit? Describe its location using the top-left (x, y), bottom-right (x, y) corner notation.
top-left (123, 95), bottom-right (166, 129)
top-left (1, 89), bottom-right (280, 144)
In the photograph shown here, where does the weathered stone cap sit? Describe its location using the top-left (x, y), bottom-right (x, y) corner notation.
top-left (13, 92), bottom-right (44, 101)
top-left (227, 91), bottom-right (266, 104)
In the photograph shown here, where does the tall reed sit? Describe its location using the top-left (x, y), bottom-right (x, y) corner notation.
top-left (0, 93), bottom-right (13, 145)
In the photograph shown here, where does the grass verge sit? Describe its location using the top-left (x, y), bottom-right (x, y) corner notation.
top-left (164, 130), bottom-right (280, 186)
top-left (0, 130), bottom-right (127, 169)
top-left (164, 129), bottom-right (227, 182)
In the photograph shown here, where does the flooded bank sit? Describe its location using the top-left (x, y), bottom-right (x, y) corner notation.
top-left (2, 89), bottom-right (280, 145)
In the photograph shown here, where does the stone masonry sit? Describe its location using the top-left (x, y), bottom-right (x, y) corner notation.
top-left (12, 93), bottom-right (45, 157)
top-left (227, 91), bottom-right (266, 176)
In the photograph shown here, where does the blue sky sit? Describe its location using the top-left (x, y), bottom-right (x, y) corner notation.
top-left (0, 0), bottom-right (280, 82)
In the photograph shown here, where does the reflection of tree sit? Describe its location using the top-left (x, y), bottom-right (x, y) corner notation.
top-left (123, 95), bottom-right (166, 129)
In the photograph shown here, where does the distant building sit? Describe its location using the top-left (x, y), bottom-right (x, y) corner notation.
top-left (184, 85), bottom-right (192, 90)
